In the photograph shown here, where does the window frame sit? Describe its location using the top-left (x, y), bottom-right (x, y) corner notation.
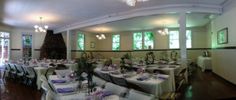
top-left (112, 34), bottom-right (120, 51)
top-left (168, 30), bottom-right (192, 49)
top-left (133, 31), bottom-right (154, 50)
top-left (77, 32), bottom-right (85, 50)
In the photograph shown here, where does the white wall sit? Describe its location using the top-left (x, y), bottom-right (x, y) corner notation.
top-left (0, 26), bottom-right (47, 61)
top-left (211, 0), bottom-right (236, 84)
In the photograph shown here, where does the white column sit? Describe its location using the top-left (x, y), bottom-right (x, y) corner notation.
top-left (66, 30), bottom-right (71, 60)
top-left (179, 12), bottom-right (188, 83)
top-left (179, 12), bottom-right (187, 64)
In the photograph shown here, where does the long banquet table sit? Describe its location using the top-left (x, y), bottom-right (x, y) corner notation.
top-left (94, 68), bottom-right (170, 97)
top-left (48, 75), bottom-right (120, 100)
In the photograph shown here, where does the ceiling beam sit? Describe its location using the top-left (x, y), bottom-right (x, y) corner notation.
top-left (54, 4), bottom-right (222, 33)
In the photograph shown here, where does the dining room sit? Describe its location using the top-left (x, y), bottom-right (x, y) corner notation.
top-left (1, 0), bottom-right (236, 100)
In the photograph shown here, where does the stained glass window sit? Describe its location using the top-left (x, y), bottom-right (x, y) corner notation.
top-left (133, 32), bottom-right (143, 50)
top-left (169, 30), bottom-right (192, 49)
top-left (133, 32), bottom-right (154, 50)
top-left (22, 34), bottom-right (32, 59)
top-left (112, 34), bottom-right (120, 50)
top-left (77, 33), bottom-right (84, 50)
top-left (144, 32), bottom-right (154, 49)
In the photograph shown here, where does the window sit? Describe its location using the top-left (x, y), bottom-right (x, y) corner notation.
top-left (133, 32), bottom-right (154, 50)
top-left (144, 32), bottom-right (154, 49)
top-left (77, 33), bottom-right (84, 50)
top-left (0, 32), bottom-right (10, 64)
top-left (22, 34), bottom-right (32, 59)
top-left (169, 30), bottom-right (192, 49)
top-left (112, 34), bottom-right (120, 50)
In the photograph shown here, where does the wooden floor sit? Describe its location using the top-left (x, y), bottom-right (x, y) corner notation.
top-left (181, 68), bottom-right (236, 100)
top-left (0, 67), bottom-right (236, 100)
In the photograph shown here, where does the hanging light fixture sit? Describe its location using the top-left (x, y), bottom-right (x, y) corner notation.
top-left (96, 34), bottom-right (106, 40)
top-left (123, 0), bottom-right (149, 7)
top-left (158, 22), bottom-right (169, 35)
top-left (34, 17), bottom-right (48, 33)
top-left (158, 27), bottom-right (169, 35)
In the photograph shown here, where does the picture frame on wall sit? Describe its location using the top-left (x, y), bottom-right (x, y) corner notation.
top-left (217, 27), bottom-right (228, 44)
top-left (90, 42), bottom-right (95, 48)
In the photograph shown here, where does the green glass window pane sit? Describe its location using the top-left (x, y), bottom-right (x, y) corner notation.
top-left (77, 33), bottom-right (84, 50)
top-left (144, 32), bottom-right (154, 49)
top-left (112, 34), bottom-right (120, 50)
top-left (112, 43), bottom-right (120, 50)
top-left (133, 32), bottom-right (142, 50)
top-left (112, 35), bottom-right (120, 43)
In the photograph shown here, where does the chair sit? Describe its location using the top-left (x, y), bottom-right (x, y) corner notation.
top-left (45, 90), bottom-right (56, 100)
top-left (15, 64), bottom-right (26, 83)
top-left (25, 67), bottom-right (37, 87)
top-left (104, 82), bottom-right (128, 97)
top-left (3, 63), bottom-right (11, 79)
top-left (175, 68), bottom-right (187, 91)
top-left (92, 76), bottom-right (106, 87)
top-left (9, 64), bottom-right (17, 79)
top-left (110, 75), bottom-right (128, 87)
top-left (45, 67), bottom-right (56, 80)
top-left (126, 89), bottom-right (154, 100)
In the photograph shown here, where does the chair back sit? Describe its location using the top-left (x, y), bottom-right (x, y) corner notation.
top-left (45, 67), bottom-right (56, 80)
top-left (46, 90), bottom-right (55, 100)
top-left (9, 64), bottom-right (17, 72)
top-left (15, 64), bottom-right (24, 74)
top-left (127, 89), bottom-right (154, 100)
top-left (25, 67), bottom-right (36, 78)
top-left (41, 81), bottom-right (51, 93)
top-left (5, 63), bottom-right (11, 71)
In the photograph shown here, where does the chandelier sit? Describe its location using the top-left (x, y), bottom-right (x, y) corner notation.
top-left (158, 28), bottom-right (169, 35)
top-left (123, 0), bottom-right (149, 7)
top-left (34, 17), bottom-right (48, 33)
top-left (96, 34), bottom-right (106, 40)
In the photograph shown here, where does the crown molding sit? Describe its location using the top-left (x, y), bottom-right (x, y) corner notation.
top-left (54, 4), bottom-right (222, 33)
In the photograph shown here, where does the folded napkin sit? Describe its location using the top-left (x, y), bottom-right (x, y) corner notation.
top-left (137, 76), bottom-right (149, 81)
top-left (57, 87), bottom-right (74, 93)
top-left (157, 75), bottom-right (168, 80)
top-left (51, 80), bottom-right (66, 84)
top-left (101, 91), bottom-right (113, 97)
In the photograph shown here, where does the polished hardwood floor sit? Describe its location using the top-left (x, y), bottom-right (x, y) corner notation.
top-left (181, 68), bottom-right (236, 100)
top-left (0, 67), bottom-right (236, 100)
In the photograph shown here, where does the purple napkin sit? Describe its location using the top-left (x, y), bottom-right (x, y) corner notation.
top-left (57, 87), bottom-right (74, 93)
top-left (157, 75), bottom-right (168, 80)
top-left (51, 80), bottom-right (66, 84)
top-left (137, 76), bottom-right (149, 81)
top-left (101, 91), bottom-right (113, 97)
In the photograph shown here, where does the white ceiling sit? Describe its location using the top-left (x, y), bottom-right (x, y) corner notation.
top-left (79, 13), bottom-right (215, 33)
top-left (1, 0), bottom-right (227, 30)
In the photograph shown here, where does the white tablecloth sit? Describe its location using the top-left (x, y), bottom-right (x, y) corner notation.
top-left (95, 68), bottom-right (170, 97)
top-left (48, 75), bottom-right (120, 100)
top-left (197, 56), bottom-right (212, 72)
top-left (146, 64), bottom-right (181, 92)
